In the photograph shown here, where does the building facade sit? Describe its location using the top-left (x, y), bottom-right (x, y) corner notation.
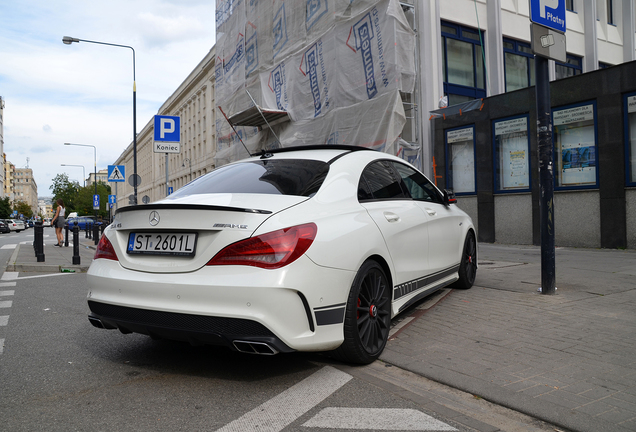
top-left (109, 0), bottom-right (636, 248)
top-left (14, 168), bottom-right (38, 216)
top-left (113, 47), bottom-right (216, 207)
top-left (0, 97), bottom-right (5, 196)
top-left (3, 155), bottom-right (14, 203)
top-left (87, 169), bottom-right (109, 188)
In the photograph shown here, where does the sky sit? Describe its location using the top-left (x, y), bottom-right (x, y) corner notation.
top-left (0, 0), bottom-right (216, 197)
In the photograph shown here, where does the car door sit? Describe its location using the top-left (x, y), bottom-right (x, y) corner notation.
top-left (391, 162), bottom-right (465, 275)
top-left (358, 160), bottom-right (430, 286)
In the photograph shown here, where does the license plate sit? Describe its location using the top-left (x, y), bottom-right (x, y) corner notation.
top-left (127, 232), bottom-right (197, 256)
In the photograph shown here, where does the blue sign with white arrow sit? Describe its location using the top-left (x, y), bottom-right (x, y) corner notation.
top-left (530, 0), bottom-right (566, 33)
top-left (93, 194), bottom-right (100, 210)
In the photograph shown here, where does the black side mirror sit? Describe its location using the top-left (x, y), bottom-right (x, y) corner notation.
top-left (443, 189), bottom-right (457, 206)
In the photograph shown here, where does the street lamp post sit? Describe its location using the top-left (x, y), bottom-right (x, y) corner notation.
top-left (60, 164), bottom-right (86, 187)
top-left (62, 36), bottom-right (137, 204)
top-left (64, 143), bottom-right (97, 218)
top-left (182, 158), bottom-right (192, 182)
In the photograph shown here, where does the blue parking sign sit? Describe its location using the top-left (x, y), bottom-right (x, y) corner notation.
top-left (530, 0), bottom-right (566, 33)
top-left (93, 194), bottom-right (100, 210)
top-left (154, 115), bottom-right (181, 142)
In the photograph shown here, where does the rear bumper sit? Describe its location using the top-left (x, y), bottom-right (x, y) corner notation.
top-left (86, 256), bottom-right (355, 352)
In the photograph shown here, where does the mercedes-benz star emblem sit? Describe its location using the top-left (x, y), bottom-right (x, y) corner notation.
top-left (149, 211), bottom-right (160, 226)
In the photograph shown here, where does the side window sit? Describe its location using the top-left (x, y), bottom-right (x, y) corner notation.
top-left (358, 161), bottom-right (407, 201)
top-left (392, 163), bottom-right (443, 203)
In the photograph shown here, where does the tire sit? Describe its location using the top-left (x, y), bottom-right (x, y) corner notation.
top-left (332, 260), bottom-right (391, 364)
top-left (451, 231), bottom-right (477, 289)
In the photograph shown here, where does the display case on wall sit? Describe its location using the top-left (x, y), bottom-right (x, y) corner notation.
top-left (552, 102), bottom-right (598, 189)
top-left (445, 126), bottom-right (476, 194)
top-left (493, 115), bottom-right (530, 192)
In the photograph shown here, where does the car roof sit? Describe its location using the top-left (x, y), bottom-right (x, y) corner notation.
top-left (241, 145), bottom-right (376, 164)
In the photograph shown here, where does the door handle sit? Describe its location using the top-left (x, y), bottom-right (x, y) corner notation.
top-left (384, 212), bottom-right (400, 223)
top-left (425, 208), bottom-right (437, 216)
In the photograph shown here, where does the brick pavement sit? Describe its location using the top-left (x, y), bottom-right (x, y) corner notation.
top-left (382, 243), bottom-right (636, 432)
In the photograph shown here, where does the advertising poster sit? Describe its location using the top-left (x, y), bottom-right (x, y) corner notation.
top-left (447, 127), bottom-right (475, 193)
top-left (553, 105), bottom-right (596, 186)
top-left (495, 117), bottom-right (529, 190)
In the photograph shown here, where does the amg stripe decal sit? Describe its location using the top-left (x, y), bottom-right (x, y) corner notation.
top-left (314, 303), bottom-right (346, 326)
top-left (393, 265), bottom-right (460, 300)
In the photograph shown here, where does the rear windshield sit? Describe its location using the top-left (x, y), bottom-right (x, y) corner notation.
top-left (169, 159), bottom-right (329, 198)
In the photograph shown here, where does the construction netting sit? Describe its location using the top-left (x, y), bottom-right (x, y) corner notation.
top-left (215, 0), bottom-right (417, 165)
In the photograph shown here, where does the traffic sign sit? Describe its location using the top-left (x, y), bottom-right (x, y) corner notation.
top-left (108, 165), bottom-right (125, 182)
top-left (530, 0), bottom-right (566, 33)
top-left (531, 23), bottom-right (566, 62)
top-left (108, 195), bottom-right (116, 204)
top-left (154, 115), bottom-right (181, 142)
top-left (93, 194), bottom-right (100, 210)
top-left (168, 186), bottom-right (174, 195)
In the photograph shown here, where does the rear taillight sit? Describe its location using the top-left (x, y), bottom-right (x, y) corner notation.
top-left (94, 235), bottom-right (119, 261)
top-left (207, 223), bottom-right (317, 269)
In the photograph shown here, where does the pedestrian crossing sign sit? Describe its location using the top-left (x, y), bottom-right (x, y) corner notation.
top-left (107, 165), bottom-right (125, 182)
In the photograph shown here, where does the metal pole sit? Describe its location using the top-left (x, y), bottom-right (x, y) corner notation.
top-left (535, 55), bottom-right (556, 295)
top-left (165, 153), bottom-right (169, 196)
top-left (72, 222), bottom-right (80, 265)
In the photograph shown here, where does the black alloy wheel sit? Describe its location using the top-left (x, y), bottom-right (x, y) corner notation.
top-left (333, 260), bottom-right (391, 364)
top-left (452, 231), bottom-right (477, 289)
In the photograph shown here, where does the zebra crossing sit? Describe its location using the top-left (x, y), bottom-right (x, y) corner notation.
top-left (0, 281), bottom-right (16, 355)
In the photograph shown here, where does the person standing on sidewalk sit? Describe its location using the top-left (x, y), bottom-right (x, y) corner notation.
top-left (51, 198), bottom-right (66, 247)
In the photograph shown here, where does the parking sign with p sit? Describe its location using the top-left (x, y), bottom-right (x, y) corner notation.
top-left (154, 115), bottom-right (181, 142)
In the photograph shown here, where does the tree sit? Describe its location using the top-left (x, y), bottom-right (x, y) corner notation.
top-left (0, 197), bottom-right (11, 219)
top-left (14, 200), bottom-right (33, 219)
top-left (50, 173), bottom-right (80, 211)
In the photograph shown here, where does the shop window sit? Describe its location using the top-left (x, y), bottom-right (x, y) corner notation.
top-left (626, 93), bottom-right (636, 186)
top-left (493, 116), bottom-right (531, 192)
top-left (441, 22), bottom-right (486, 106)
top-left (445, 126), bottom-right (476, 194)
top-left (503, 38), bottom-right (535, 92)
top-left (555, 55), bottom-right (582, 79)
top-left (552, 102), bottom-right (598, 189)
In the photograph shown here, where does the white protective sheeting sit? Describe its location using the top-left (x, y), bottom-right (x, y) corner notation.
top-left (215, 0), bottom-right (416, 160)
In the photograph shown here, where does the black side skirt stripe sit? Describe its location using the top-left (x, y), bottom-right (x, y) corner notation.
top-left (314, 303), bottom-right (346, 326)
top-left (393, 264), bottom-right (460, 301)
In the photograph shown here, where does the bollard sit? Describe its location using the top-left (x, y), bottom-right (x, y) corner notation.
top-left (64, 224), bottom-right (69, 247)
top-left (35, 221), bottom-right (45, 262)
top-left (72, 222), bottom-right (80, 265)
top-left (93, 222), bottom-right (100, 245)
top-left (85, 222), bottom-right (89, 238)
top-left (100, 223), bottom-right (106, 236)
top-left (87, 222), bottom-right (92, 240)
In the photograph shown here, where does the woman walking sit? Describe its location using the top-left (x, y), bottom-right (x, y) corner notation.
top-left (51, 198), bottom-right (66, 246)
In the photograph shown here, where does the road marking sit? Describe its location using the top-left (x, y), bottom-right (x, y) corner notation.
top-left (0, 290), bottom-right (15, 296)
top-left (1, 244), bottom-right (16, 249)
top-left (0, 339), bottom-right (4, 354)
top-left (0, 316), bottom-right (8, 326)
top-left (0, 282), bottom-right (17, 287)
top-left (217, 366), bottom-right (352, 432)
top-left (0, 301), bottom-right (12, 308)
top-left (1, 272), bottom-right (71, 281)
top-left (303, 408), bottom-right (457, 430)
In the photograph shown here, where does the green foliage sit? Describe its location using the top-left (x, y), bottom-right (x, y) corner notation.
top-left (0, 197), bottom-right (11, 219)
top-left (13, 200), bottom-right (33, 219)
top-left (50, 173), bottom-right (80, 211)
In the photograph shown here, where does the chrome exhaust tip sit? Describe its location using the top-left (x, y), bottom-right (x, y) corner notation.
top-left (88, 316), bottom-right (105, 329)
top-left (233, 340), bottom-right (279, 355)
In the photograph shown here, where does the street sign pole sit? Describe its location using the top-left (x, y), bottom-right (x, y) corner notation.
top-left (535, 55), bottom-right (556, 295)
top-left (530, 0), bottom-right (564, 295)
top-left (165, 153), bottom-right (169, 198)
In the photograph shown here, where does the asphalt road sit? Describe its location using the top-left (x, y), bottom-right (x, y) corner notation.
top-left (0, 230), bottom-right (561, 432)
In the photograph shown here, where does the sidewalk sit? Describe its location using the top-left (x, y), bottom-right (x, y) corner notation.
top-left (382, 243), bottom-right (636, 432)
top-left (6, 232), bottom-right (97, 273)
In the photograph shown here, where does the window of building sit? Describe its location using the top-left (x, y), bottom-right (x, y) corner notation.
top-left (599, 62), bottom-right (612, 69)
top-left (626, 93), bottom-right (636, 186)
top-left (503, 38), bottom-right (535, 92)
top-left (566, 0), bottom-right (574, 11)
top-left (555, 54), bottom-right (583, 79)
top-left (552, 102), bottom-right (598, 189)
top-left (445, 126), bottom-right (476, 194)
top-left (607, 0), bottom-right (614, 25)
top-left (493, 115), bottom-right (531, 192)
top-left (441, 22), bottom-right (486, 106)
